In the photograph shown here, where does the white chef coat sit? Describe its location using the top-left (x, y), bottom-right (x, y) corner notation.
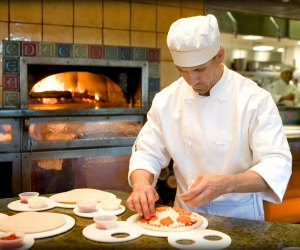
top-left (128, 65), bottom-right (292, 221)
top-left (269, 78), bottom-right (300, 106)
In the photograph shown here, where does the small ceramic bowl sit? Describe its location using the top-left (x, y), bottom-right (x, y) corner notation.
top-left (19, 192), bottom-right (39, 204)
top-left (0, 232), bottom-right (24, 249)
top-left (93, 215), bottom-right (117, 230)
top-left (101, 198), bottom-right (122, 210)
top-left (77, 200), bottom-right (97, 213)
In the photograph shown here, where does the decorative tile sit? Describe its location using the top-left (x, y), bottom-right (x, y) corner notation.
top-left (104, 46), bottom-right (118, 60)
top-left (148, 78), bottom-right (160, 92)
top-left (56, 43), bottom-right (72, 58)
top-left (148, 48), bottom-right (160, 62)
top-left (133, 47), bottom-right (147, 61)
top-left (3, 74), bottom-right (19, 90)
top-left (148, 91), bottom-right (157, 104)
top-left (119, 47), bottom-right (132, 60)
top-left (88, 45), bottom-right (104, 59)
top-left (3, 40), bottom-right (20, 57)
top-left (3, 58), bottom-right (19, 74)
top-left (21, 41), bottom-right (38, 57)
top-left (149, 63), bottom-right (160, 78)
top-left (73, 44), bottom-right (88, 58)
top-left (3, 91), bottom-right (19, 108)
top-left (39, 43), bottom-right (55, 57)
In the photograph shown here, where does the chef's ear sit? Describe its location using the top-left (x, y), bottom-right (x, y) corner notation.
top-left (215, 47), bottom-right (225, 62)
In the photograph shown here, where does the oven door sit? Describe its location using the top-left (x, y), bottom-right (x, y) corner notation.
top-left (0, 153), bottom-right (21, 197)
top-left (21, 147), bottom-right (132, 194)
top-left (23, 115), bottom-right (143, 152)
top-left (0, 118), bottom-right (20, 153)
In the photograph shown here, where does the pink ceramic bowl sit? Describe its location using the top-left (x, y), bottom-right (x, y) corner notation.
top-left (93, 215), bottom-right (117, 230)
top-left (0, 232), bottom-right (24, 249)
top-left (19, 192), bottom-right (39, 204)
top-left (76, 200), bottom-right (97, 213)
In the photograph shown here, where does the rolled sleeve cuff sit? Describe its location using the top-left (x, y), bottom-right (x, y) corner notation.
top-left (249, 154), bottom-right (292, 204)
top-left (128, 153), bottom-right (162, 188)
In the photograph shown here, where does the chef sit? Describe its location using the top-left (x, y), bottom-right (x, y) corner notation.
top-left (126, 14), bottom-right (292, 221)
top-left (269, 65), bottom-right (300, 106)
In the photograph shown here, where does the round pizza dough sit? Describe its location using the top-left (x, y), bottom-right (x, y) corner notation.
top-left (136, 206), bottom-right (203, 232)
top-left (0, 212), bottom-right (66, 233)
top-left (50, 188), bottom-right (116, 204)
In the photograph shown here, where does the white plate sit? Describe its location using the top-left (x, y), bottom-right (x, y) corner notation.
top-left (49, 192), bottom-right (116, 209)
top-left (0, 214), bottom-right (8, 221)
top-left (82, 221), bottom-right (142, 243)
top-left (168, 229), bottom-right (231, 250)
top-left (7, 197), bottom-right (56, 212)
top-left (26, 214), bottom-right (75, 239)
top-left (50, 201), bottom-right (76, 209)
top-left (1, 235), bottom-right (35, 250)
top-left (73, 203), bottom-right (126, 218)
top-left (127, 214), bottom-right (208, 237)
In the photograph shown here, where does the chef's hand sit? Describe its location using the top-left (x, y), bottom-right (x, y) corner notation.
top-left (178, 171), bottom-right (269, 207)
top-left (178, 174), bottom-right (228, 207)
top-left (126, 170), bottom-right (159, 219)
top-left (280, 92), bottom-right (295, 102)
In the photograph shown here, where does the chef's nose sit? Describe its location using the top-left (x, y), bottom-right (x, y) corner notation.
top-left (184, 72), bottom-right (198, 86)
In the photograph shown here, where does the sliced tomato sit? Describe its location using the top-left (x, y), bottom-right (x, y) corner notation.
top-left (173, 207), bottom-right (192, 216)
top-left (156, 206), bottom-right (169, 212)
top-left (173, 207), bottom-right (184, 213)
top-left (177, 215), bottom-right (192, 225)
top-left (142, 215), bottom-right (158, 222)
top-left (179, 210), bottom-right (192, 216)
top-left (0, 233), bottom-right (20, 240)
top-left (160, 216), bottom-right (174, 226)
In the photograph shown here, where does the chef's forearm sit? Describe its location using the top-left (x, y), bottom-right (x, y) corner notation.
top-left (130, 169), bottom-right (154, 187)
top-left (228, 170), bottom-right (269, 193)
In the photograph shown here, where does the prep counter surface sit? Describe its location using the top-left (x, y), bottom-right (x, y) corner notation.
top-left (1, 191), bottom-right (300, 250)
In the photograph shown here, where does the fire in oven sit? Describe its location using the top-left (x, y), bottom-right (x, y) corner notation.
top-left (20, 57), bottom-right (149, 110)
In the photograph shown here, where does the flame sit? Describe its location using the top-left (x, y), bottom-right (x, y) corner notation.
top-left (32, 75), bottom-right (75, 93)
top-left (29, 72), bottom-right (128, 107)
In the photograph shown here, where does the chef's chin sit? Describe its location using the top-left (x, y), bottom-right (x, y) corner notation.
top-left (195, 89), bottom-right (210, 96)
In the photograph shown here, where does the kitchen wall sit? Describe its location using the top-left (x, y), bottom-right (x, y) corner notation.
top-left (220, 33), bottom-right (300, 72)
top-left (0, 0), bottom-right (204, 108)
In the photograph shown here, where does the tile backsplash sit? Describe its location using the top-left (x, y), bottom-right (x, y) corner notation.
top-left (2, 40), bottom-right (161, 108)
top-left (0, 0), bottom-right (204, 108)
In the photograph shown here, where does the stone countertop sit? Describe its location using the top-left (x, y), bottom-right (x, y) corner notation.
top-left (1, 191), bottom-right (300, 250)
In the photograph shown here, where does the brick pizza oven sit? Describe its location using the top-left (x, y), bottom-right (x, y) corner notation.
top-left (0, 40), bottom-right (160, 198)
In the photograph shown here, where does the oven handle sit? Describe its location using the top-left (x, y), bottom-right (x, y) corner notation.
top-left (24, 118), bottom-right (34, 152)
top-left (29, 137), bottom-right (34, 153)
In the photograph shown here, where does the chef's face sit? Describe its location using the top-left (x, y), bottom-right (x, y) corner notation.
top-left (281, 70), bottom-right (293, 84)
top-left (176, 48), bottom-right (224, 96)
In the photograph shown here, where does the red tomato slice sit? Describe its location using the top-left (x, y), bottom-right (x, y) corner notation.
top-left (177, 215), bottom-right (192, 225)
top-left (142, 215), bottom-right (158, 222)
top-left (156, 206), bottom-right (169, 212)
top-left (160, 216), bottom-right (174, 226)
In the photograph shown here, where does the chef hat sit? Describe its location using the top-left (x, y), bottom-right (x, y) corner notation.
top-left (281, 64), bottom-right (294, 73)
top-left (167, 14), bottom-right (220, 67)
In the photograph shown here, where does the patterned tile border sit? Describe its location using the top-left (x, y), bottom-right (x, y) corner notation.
top-left (2, 40), bottom-right (161, 109)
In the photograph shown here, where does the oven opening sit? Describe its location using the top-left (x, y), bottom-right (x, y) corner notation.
top-left (27, 64), bottom-right (142, 110)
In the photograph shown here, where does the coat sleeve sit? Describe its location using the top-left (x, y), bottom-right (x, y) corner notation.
top-left (128, 94), bottom-right (172, 187)
top-left (248, 94), bottom-right (292, 204)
